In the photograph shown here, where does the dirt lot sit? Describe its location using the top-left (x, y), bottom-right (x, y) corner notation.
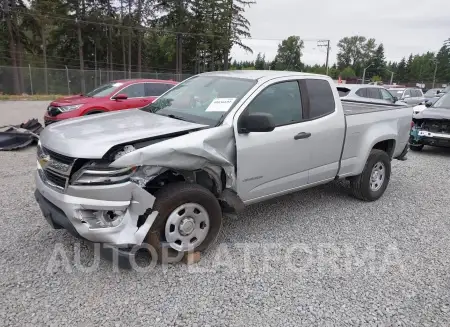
top-left (1, 102), bottom-right (450, 326)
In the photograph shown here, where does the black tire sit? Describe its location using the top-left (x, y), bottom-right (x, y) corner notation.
top-left (146, 182), bottom-right (222, 262)
top-left (350, 149), bottom-right (391, 201)
top-left (409, 144), bottom-right (424, 151)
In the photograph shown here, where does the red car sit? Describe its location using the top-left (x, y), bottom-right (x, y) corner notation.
top-left (44, 79), bottom-right (178, 126)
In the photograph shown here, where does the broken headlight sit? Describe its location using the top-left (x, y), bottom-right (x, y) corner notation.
top-left (71, 162), bottom-right (136, 186)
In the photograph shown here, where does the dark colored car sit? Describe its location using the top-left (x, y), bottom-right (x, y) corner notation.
top-left (44, 79), bottom-right (178, 126)
top-left (410, 91), bottom-right (450, 151)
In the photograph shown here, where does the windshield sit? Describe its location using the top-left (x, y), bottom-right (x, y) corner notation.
top-left (86, 82), bottom-right (124, 97)
top-left (141, 75), bottom-right (256, 126)
top-left (432, 92), bottom-right (450, 109)
top-left (424, 89), bottom-right (441, 97)
top-left (388, 89), bottom-right (404, 97)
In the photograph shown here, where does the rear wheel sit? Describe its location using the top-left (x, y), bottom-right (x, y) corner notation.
top-left (147, 182), bottom-right (222, 262)
top-left (350, 149), bottom-right (391, 201)
top-left (409, 144), bottom-right (424, 151)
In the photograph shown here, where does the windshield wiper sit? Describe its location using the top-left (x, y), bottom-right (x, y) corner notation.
top-left (165, 114), bottom-right (189, 122)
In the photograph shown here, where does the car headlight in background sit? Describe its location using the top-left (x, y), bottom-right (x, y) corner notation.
top-left (59, 104), bottom-right (84, 112)
top-left (71, 162), bottom-right (136, 185)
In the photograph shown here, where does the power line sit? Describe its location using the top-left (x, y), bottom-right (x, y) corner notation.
top-left (8, 7), bottom-right (331, 43)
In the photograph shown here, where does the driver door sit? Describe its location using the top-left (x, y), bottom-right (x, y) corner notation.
top-left (110, 83), bottom-right (147, 110)
top-left (234, 78), bottom-right (311, 203)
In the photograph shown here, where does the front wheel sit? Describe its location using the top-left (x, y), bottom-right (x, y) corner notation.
top-left (147, 182), bottom-right (222, 262)
top-left (409, 144), bottom-right (424, 151)
top-left (350, 149), bottom-right (391, 201)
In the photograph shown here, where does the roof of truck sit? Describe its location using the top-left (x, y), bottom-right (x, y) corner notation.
top-left (199, 70), bottom-right (325, 81)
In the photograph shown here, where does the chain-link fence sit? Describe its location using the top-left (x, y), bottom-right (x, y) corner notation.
top-left (0, 66), bottom-right (193, 95)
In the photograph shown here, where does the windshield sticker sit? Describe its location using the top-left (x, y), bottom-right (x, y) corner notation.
top-left (205, 98), bottom-right (237, 112)
top-left (112, 83), bottom-right (124, 87)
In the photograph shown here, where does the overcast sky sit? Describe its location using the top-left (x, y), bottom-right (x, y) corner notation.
top-left (230, 0), bottom-right (450, 66)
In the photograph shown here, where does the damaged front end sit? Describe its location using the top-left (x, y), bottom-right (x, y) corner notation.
top-left (410, 117), bottom-right (450, 148)
top-left (34, 142), bottom-right (159, 249)
top-left (35, 123), bottom-right (242, 257)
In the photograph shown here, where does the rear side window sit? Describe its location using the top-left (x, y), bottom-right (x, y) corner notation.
top-left (356, 88), bottom-right (368, 98)
top-left (120, 83), bottom-right (146, 98)
top-left (145, 83), bottom-right (172, 96)
top-left (405, 89), bottom-right (412, 97)
top-left (367, 88), bottom-right (381, 99)
top-left (337, 87), bottom-right (350, 97)
top-left (304, 79), bottom-right (335, 119)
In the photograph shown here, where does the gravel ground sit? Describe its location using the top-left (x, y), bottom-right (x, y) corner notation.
top-left (1, 103), bottom-right (450, 326)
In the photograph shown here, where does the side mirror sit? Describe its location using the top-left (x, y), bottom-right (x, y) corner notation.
top-left (112, 93), bottom-right (128, 100)
top-left (238, 112), bottom-right (276, 133)
top-left (393, 96), bottom-right (398, 103)
top-left (425, 101), bottom-right (433, 108)
top-left (436, 90), bottom-right (441, 94)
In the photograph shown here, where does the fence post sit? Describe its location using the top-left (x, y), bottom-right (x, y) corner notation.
top-left (99, 69), bottom-right (102, 85)
top-left (28, 64), bottom-right (33, 95)
top-left (65, 66), bottom-right (71, 95)
top-left (155, 72), bottom-right (158, 79)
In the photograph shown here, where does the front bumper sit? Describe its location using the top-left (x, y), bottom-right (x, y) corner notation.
top-left (34, 169), bottom-right (158, 246)
top-left (411, 130), bottom-right (450, 148)
top-left (35, 189), bottom-right (138, 268)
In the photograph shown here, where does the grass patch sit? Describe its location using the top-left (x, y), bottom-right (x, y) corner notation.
top-left (0, 94), bottom-right (63, 101)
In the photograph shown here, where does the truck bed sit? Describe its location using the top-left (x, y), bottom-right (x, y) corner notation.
top-left (342, 99), bottom-right (411, 116)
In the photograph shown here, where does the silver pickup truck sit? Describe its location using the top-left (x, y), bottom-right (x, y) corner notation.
top-left (34, 71), bottom-right (412, 264)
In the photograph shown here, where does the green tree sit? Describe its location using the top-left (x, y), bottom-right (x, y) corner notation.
top-left (254, 52), bottom-right (266, 70)
top-left (367, 44), bottom-right (386, 79)
top-left (396, 57), bottom-right (407, 83)
top-left (336, 36), bottom-right (376, 76)
top-left (273, 35), bottom-right (304, 71)
top-left (435, 45), bottom-right (450, 83)
top-left (405, 54), bottom-right (414, 82)
top-left (340, 66), bottom-right (356, 79)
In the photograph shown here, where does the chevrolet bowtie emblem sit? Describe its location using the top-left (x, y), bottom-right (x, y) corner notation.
top-left (38, 154), bottom-right (50, 169)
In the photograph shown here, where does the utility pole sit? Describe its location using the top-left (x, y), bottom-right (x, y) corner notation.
top-left (362, 63), bottom-right (373, 84)
top-left (432, 60), bottom-right (438, 88)
top-left (317, 40), bottom-right (331, 75)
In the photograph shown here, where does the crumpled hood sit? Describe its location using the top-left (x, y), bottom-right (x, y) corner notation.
top-left (420, 108), bottom-right (450, 120)
top-left (40, 110), bottom-right (207, 158)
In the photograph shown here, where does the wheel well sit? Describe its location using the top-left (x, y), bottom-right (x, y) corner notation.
top-left (84, 109), bottom-right (106, 115)
top-left (372, 139), bottom-right (395, 158)
top-left (144, 169), bottom-right (224, 197)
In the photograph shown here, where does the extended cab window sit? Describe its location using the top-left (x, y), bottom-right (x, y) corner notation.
top-left (245, 81), bottom-right (302, 126)
top-left (304, 79), bottom-right (335, 119)
top-left (119, 83), bottom-right (146, 98)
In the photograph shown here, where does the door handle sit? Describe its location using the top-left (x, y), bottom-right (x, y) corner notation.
top-left (294, 132), bottom-right (311, 140)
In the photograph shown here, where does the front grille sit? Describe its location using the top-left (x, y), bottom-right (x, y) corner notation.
top-left (43, 169), bottom-right (67, 189)
top-left (38, 145), bottom-right (77, 192)
top-left (43, 147), bottom-right (75, 165)
top-left (423, 120), bottom-right (450, 134)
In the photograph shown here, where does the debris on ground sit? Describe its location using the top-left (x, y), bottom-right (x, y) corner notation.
top-left (0, 118), bottom-right (43, 150)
